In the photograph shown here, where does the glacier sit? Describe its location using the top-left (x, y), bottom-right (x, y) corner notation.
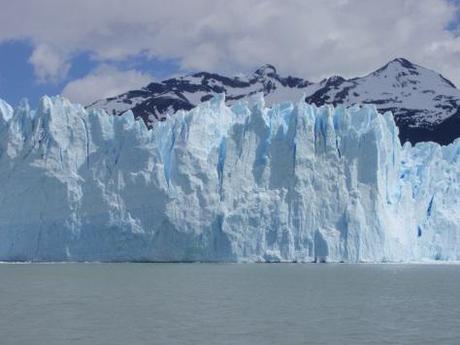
top-left (0, 94), bottom-right (458, 262)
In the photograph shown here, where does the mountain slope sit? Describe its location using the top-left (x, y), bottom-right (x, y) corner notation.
top-left (88, 58), bottom-right (460, 145)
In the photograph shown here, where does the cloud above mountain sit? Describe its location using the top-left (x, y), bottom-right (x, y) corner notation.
top-left (62, 65), bottom-right (153, 105)
top-left (0, 0), bottom-right (459, 99)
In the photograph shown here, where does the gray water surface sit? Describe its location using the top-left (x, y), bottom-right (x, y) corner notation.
top-left (0, 263), bottom-right (459, 345)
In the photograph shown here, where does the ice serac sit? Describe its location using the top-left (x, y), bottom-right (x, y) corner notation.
top-left (0, 95), bottom-right (458, 262)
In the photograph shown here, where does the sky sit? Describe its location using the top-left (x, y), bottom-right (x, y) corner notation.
top-left (0, 0), bottom-right (459, 107)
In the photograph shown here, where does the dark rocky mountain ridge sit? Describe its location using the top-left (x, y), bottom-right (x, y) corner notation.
top-left (88, 58), bottom-right (460, 145)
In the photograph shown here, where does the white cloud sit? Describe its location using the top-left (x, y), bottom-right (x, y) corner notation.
top-left (0, 0), bottom-right (459, 85)
top-left (29, 44), bottom-right (70, 83)
top-left (61, 65), bottom-right (152, 105)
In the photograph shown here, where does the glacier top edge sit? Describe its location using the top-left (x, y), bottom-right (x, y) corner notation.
top-left (0, 93), bottom-right (457, 153)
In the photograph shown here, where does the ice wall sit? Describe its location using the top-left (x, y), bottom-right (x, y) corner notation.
top-left (0, 95), bottom-right (458, 262)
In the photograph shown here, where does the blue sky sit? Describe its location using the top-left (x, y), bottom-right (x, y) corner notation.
top-left (0, 41), bottom-right (180, 107)
top-left (0, 41), bottom-right (95, 106)
top-left (448, 0), bottom-right (460, 31)
top-left (0, 0), bottom-right (459, 107)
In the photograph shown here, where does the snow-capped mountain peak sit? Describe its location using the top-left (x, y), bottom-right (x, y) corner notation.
top-left (88, 58), bottom-right (460, 145)
top-left (254, 63), bottom-right (277, 77)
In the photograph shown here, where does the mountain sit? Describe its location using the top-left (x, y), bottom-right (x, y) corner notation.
top-left (88, 58), bottom-right (460, 145)
top-left (0, 95), bottom-right (459, 262)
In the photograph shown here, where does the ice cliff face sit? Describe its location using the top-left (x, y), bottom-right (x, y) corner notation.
top-left (0, 95), bottom-right (458, 262)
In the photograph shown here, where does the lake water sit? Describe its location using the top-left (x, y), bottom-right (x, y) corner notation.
top-left (0, 263), bottom-right (459, 345)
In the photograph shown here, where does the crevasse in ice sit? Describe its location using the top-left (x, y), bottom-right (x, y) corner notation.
top-left (0, 94), bottom-right (458, 262)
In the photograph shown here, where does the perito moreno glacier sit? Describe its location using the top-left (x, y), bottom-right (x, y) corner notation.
top-left (0, 94), bottom-right (458, 262)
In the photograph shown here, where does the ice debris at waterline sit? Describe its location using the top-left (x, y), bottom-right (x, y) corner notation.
top-left (0, 94), bottom-right (458, 262)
